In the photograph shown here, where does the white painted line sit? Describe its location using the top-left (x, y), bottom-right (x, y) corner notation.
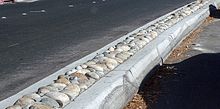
top-left (68, 4), bottom-right (74, 8)
top-left (22, 13), bottom-right (27, 16)
top-left (30, 10), bottom-right (46, 13)
top-left (1, 16), bottom-right (7, 19)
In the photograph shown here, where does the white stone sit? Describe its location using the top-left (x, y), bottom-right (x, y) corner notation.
top-left (86, 72), bottom-right (100, 80)
top-left (108, 47), bottom-right (115, 52)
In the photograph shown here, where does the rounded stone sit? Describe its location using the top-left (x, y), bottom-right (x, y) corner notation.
top-left (88, 64), bottom-right (104, 72)
top-left (6, 105), bottom-right (22, 109)
top-left (81, 64), bottom-right (88, 69)
top-left (150, 31), bottom-right (158, 38)
top-left (76, 69), bottom-right (91, 74)
top-left (113, 57), bottom-right (124, 63)
top-left (108, 47), bottom-right (115, 52)
top-left (61, 84), bottom-right (80, 100)
top-left (48, 83), bottom-right (67, 90)
top-left (54, 77), bottom-right (70, 85)
top-left (75, 66), bottom-right (82, 70)
top-left (37, 87), bottom-right (50, 96)
top-left (85, 72), bottom-right (100, 80)
top-left (23, 93), bottom-right (41, 102)
top-left (40, 97), bottom-right (60, 108)
top-left (45, 92), bottom-right (70, 107)
top-left (117, 45), bottom-right (130, 51)
top-left (65, 69), bottom-right (77, 75)
top-left (29, 103), bottom-right (53, 109)
top-left (106, 63), bottom-right (117, 70)
top-left (70, 73), bottom-right (88, 84)
top-left (85, 61), bottom-right (96, 66)
top-left (14, 97), bottom-right (35, 107)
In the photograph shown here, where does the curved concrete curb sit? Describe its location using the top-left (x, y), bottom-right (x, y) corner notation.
top-left (65, 3), bottom-right (211, 109)
top-left (0, 1), bottom-right (215, 109)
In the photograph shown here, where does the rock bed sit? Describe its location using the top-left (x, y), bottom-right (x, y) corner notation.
top-left (6, 1), bottom-right (209, 109)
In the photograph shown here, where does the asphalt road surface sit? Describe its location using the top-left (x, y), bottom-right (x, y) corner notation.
top-left (0, 0), bottom-right (193, 101)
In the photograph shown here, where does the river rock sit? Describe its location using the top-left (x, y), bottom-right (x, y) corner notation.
top-left (105, 51), bottom-right (120, 58)
top-left (85, 60), bottom-right (96, 66)
top-left (76, 69), bottom-right (91, 74)
top-left (40, 97), bottom-right (60, 108)
top-left (45, 92), bottom-right (70, 107)
top-left (54, 77), bottom-right (70, 85)
top-left (75, 65), bottom-right (82, 70)
top-left (108, 47), bottom-right (115, 52)
top-left (29, 103), bottom-right (53, 109)
top-left (115, 53), bottom-right (129, 61)
top-left (37, 87), bottom-right (50, 96)
top-left (61, 84), bottom-right (80, 100)
top-left (6, 105), bottom-right (22, 109)
top-left (81, 64), bottom-right (88, 69)
top-left (116, 45), bottom-right (130, 51)
top-left (85, 72), bottom-right (100, 80)
top-left (48, 83), bottom-right (67, 90)
top-left (23, 93), bottom-right (41, 102)
top-left (87, 68), bottom-right (96, 72)
top-left (88, 64), bottom-right (104, 72)
top-left (135, 40), bottom-right (147, 48)
top-left (65, 69), bottom-right (77, 75)
top-left (14, 97), bottom-right (35, 108)
top-left (70, 73), bottom-right (88, 84)
top-left (150, 31), bottom-right (158, 38)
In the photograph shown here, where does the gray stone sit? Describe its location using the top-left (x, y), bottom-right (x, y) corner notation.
top-left (45, 92), bottom-right (70, 107)
top-left (40, 97), bottom-right (60, 108)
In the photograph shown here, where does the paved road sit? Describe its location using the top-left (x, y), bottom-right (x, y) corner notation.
top-left (0, 0), bottom-right (193, 101)
top-left (149, 19), bottom-right (220, 109)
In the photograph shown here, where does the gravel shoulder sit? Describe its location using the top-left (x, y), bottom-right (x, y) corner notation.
top-left (124, 17), bottom-right (220, 109)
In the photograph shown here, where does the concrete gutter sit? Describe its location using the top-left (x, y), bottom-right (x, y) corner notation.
top-left (1, 1), bottom-right (218, 109)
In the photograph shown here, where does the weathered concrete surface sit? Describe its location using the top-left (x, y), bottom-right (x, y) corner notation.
top-left (149, 19), bottom-right (220, 109)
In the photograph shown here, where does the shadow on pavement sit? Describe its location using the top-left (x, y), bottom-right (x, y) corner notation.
top-left (209, 4), bottom-right (220, 18)
top-left (138, 53), bottom-right (220, 109)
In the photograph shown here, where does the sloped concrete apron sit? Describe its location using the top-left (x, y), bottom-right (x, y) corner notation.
top-left (1, 1), bottom-right (217, 109)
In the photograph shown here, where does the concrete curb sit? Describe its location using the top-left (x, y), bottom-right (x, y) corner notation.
top-left (65, 3), bottom-right (211, 109)
top-left (0, 1), bottom-right (214, 109)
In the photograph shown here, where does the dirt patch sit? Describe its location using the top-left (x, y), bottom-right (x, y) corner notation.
top-left (124, 17), bottom-right (213, 109)
top-left (166, 17), bottom-right (214, 63)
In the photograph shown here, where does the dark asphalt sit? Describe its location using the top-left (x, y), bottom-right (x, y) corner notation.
top-left (0, 0), bottom-right (193, 101)
top-left (148, 20), bottom-right (220, 109)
